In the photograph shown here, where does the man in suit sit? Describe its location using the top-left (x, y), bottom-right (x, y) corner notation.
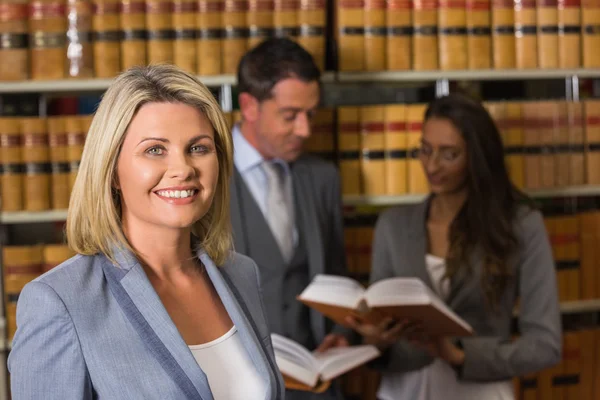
top-left (229, 38), bottom-right (350, 399)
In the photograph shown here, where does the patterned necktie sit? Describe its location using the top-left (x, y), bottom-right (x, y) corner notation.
top-left (262, 160), bottom-right (294, 263)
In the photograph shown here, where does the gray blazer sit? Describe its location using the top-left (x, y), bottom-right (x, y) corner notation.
top-left (8, 246), bottom-right (284, 399)
top-left (371, 199), bottom-right (562, 382)
top-left (230, 154), bottom-right (348, 345)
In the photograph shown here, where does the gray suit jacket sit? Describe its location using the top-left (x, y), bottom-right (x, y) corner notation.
top-left (230, 154), bottom-right (348, 345)
top-left (371, 199), bottom-right (562, 382)
top-left (8, 246), bottom-right (284, 399)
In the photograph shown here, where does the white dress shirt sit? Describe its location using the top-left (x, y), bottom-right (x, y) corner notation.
top-left (232, 125), bottom-right (298, 246)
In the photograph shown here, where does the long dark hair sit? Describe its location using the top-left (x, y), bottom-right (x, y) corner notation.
top-left (424, 94), bottom-right (534, 309)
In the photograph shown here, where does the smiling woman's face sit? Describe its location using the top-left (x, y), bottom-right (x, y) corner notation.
top-left (116, 102), bottom-right (219, 233)
top-left (419, 117), bottom-right (468, 195)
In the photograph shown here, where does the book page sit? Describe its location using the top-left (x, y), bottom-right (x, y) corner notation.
top-left (312, 345), bottom-right (381, 382)
top-left (298, 274), bottom-right (366, 308)
top-left (365, 277), bottom-right (431, 307)
top-left (272, 334), bottom-right (320, 387)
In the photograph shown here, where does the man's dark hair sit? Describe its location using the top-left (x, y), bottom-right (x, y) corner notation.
top-left (237, 38), bottom-right (321, 102)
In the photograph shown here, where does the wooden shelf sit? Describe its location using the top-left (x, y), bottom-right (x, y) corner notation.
top-left (336, 69), bottom-right (600, 83)
top-left (343, 185), bottom-right (600, 207)
top-left (0, 210), bottom-right (68, 224)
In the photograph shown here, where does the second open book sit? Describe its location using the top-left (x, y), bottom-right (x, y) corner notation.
top-left (298, 274), bottom-right (474, 337)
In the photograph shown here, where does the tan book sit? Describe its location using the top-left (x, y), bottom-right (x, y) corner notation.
top-left (582, 0), bottom-right (600, 68)
top-left (298, 274), bottom-right (475, 337)
top-left (247, 0), bottom-right (273, 49)
top-left (120, 0), bottom-right (148, 70)
top-left (584, 100), bottom-right (600, 184)
top-left (360, 106), bottom-right (386, 195)
top-left (272, 333), bottom-right (380, 393)
top-left (308, 107), bottom-right (335, 160)
top-left (555, 101), bottom-right (570, 187)
top-left (384, 104), bottom-right (407, 195)
top-left (29, 0), bottom-right (67, 79)
top-left (21, 117), bottom-right (50, 211)
top-left (579, 212), bottom-right (598, 300)
top-left (413, 0), bottom-right (439, 70)
top-left (491, 0), bottom-right (516, 68)
top-left (298, 0), bottom-right (326, 71)
top-left (439, 0), bottom-right (468, 70)
top-left (173, 0), bottom-right (197, 73)
top-left (337, 0), bottom-right (365, 71)
top-left (578, 329), bottom-right (596, 399)
top-left (274, 0), bottom-right (298, 39)
top-left (338, 106), bottom-right (362, 195)
top-left (522, 101), bottom-right (541, 189)
top-left (385, 0), bottom-right (412, 70)
top-left (223, 0), bottom-right (248, 74)
top-left (567, 102), bottom-right (585, 186)
top-left (197, 0), bottom-right (223, 75)
top-left (0, 117), bottom-right (23, 211)
top-left (539, 102), bottom-right (558, 189)
top-left (66, 116), bottom-right (85, 194)
top-left (43, 244), bottom-right (76, 272)
top-left (537, 0), bottom-right (559, 68)
top-left (47, 116), bottom-right (70, 210)
top-left (364, 0), bottom-right (386, 71)
top-left (146, 0), bottom-right (174, 64)
top-left (505, 102), bottom-right (525, 189)
top-left (0, 1), bottom-right (30, 80)
top-left (406, 104), bottom-right (428, 194)
top-left (66, 0), bottom-right (95, 78)
top-left (558, 0), bottom-right (581, 68)
top-left (466, 0), bottom-right (491, 69)
top-left (93, 0), bottom-right (121, 78)
top-left (561, 331), bottom-right (582, 398)
top-left (514, 0), bottom-right (538, 68)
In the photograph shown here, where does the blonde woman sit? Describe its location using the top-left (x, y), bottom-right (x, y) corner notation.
top-left (8, 65), bottom-right (284, 399)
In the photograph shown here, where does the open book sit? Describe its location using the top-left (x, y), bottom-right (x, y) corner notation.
top-left (298, 274), bottom-right (474, 337)
top-left (272, 333), bottom-right (380, 392)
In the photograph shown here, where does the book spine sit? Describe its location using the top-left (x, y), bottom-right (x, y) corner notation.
top-left (360, 105), bottom-right (386, 195)
top-left (247, 0), bottom-right (273, 49)
top-left (584, 99), bottom-right (600, 184)
top-left (514, 0), bottom-right (538, 68)
top-left (29, 0), bottom-right (68, 80)
top-left (384, 104), bottom-right (407, 195)
top-left (337, 0), bottom-right (365, 71)
top-left (537, 0), bottom-right (559, 68)
top-left (3, 245), bottom-right (44, 341)
top-left (386, 0), bottom-right (412, 70)
top-left (492, 0), bottom-right (516, 68)
top-left (42, 244), bottom-right (75, 272)
top-left (67, 0), bottom-right (95, 77)
top-left (364, 0), bottom-right (386, 71)
top-left (146, 0), bottom-right (174, 64)
top-left (538, 101), bottom-right (558, 188)
top-left (66, 116), bottom-right (84, 194)
top-left (466, 0), bottom-right (491, 69)
top-left (197, 0), bottom-right (223, 75)
top-left (406, 104), bottom-right (428, 194)
top-left (274, 0), bottom-right (298, 38)
top-left (308, 107), bottom-right (335, 160)
top-left (223, 0), bottom-right (248, 74)
top-left (579, 212), bottom-right (598, 300)
top-left (0, 117), bottom-right (23, 211)
top-left (120, 0), bottom-right (148, 70)
top-left (21, 117), bottom-right (51, 211)
top-left (439, 0), bottom-right (468, 70)
top-left (47, 116), bottom-right (70, 209)
top-left (298, 0), bottom-right (326, 71)
top-left (413, 0), bottom-right (439, 70)
top-left (337, 106), bottom-right (362, 195)
top-left (582, 0), bottom-right (600, 68)
top-left (523, 101), bottom-right (541, 189)
top-left (555, 101), bottom-right (571, 187)
top-left (558, 0), bottom-right (581, 68)
top-left (0, 1), bottom-right (29, 80)
top-left (567, 101), bottom-right (585, 186)
top-left (172, 0), bottom-right (197, 73)
top-left (93, 0), bottom-right (122, 78)
top-left (505, 101), bottom-right (525, 188)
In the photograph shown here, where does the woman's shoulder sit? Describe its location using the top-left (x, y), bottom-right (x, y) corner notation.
top-left (513, 204), bottom-right (546, 241)
top-left (376, 202), bottom-right (426, 229)
top-left (34, 253), bottom-right (106, 298)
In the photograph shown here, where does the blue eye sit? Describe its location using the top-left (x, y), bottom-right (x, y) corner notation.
top-left (190, 145), bottom-right (208, 153)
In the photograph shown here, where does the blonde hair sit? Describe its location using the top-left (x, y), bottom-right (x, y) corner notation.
top-left (67, 64), bottom-right (233, 266)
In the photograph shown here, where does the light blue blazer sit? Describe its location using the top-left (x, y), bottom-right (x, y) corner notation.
top-left (7, 245), bottom-right (284, 399)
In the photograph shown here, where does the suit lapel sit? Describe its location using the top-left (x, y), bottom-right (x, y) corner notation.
top-left (102, 254), bottom-right (211, 399)
top-left (200, 251), bottom-right (281, 400)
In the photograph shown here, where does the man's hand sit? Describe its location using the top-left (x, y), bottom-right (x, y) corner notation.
top-left (345, 316), bottom-right (421, 351)
top-left (315, 334), bottom-right (350, 353)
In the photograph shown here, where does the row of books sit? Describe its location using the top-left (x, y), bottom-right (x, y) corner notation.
top-left (0, 115), bottom-right (91, 211)
top-left (3, 244), bottom-right (76, 340)
top-left (343, 207), bottom-right (600, 303)
top-left (0, 0), bottom-right (326, 81)
top-left (321, 99), bottom-right (600, 196)
top-left (337, 0), bottom-right (600, 71)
